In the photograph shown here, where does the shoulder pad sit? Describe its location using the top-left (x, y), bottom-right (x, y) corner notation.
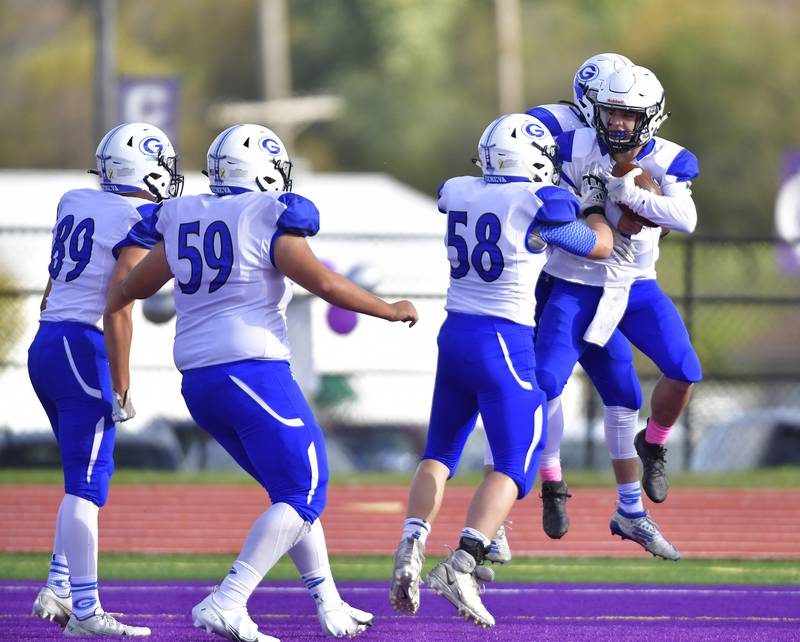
top-left (533, 186), bottom-right (580, 224)
top-left (277, 192), bottom-right (320, 237)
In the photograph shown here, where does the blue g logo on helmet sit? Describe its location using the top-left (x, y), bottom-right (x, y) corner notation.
top-left (259, 137), bottom-right (282, 155)
top-left (139, 136), bottom-right (165, 156)
top-left (523, 122), bottom-right (546, 139)
top-left (578, 63), bottom-right (599, 82)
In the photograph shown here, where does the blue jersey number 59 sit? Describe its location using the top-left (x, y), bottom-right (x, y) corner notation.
top-left (177, 220), bottom-right (234, 294)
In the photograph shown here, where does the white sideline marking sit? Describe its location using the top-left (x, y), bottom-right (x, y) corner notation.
top-left (2, 585), bottom-right (799, 597)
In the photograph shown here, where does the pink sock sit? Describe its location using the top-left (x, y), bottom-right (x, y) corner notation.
top-left (645, 417), bottom-right (671, 445)
top-left (540, 464), bottom-right (562, 482)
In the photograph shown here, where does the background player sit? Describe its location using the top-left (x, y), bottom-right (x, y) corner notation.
top-left (535, 65), bottom-right (702, 560)
top-left (389, 113), bottom-right (622, 628)
top-left (29, 122), bottom-right (183, 637)
top-left (105, 123), bottom-right (417, 641)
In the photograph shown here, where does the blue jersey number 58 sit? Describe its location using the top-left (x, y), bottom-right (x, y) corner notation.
top-left (447, 210), bottom-right (504, 282)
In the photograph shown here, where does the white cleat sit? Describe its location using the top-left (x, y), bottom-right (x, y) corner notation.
top-left (389, 537), bottom-right (426, 614)
top-left (317, 599), bottom-right (374, 637)
top-left (426, 549), bottom-right (496, 628)
top-left (191, 589), bottom-right (279, 642)
top-left (486, 521), bottom-right (512, 564)
top-left (32, 586), bottom-right (72, 628)
top-left (610, 509), bottom-right (681, 561)
top-left (64, 609), bottom-right (151, 637)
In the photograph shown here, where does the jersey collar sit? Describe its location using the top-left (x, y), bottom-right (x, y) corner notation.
top-left (483, 175), bottom-right (531, 184)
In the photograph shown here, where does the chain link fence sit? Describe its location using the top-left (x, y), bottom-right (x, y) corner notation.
top-left (1, 226), bottom-right (799, 471)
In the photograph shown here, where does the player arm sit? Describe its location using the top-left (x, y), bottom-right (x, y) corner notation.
top-left (103, 245), bottom-right (151, 403)
top-left (273, 234), bottom-right (417, 326)
top-left (537, 214), bottom-right (614, 259)
top-left (626, 181), bottom-right (697, 233)
top-left (39, 278), bottom-right (52, 312)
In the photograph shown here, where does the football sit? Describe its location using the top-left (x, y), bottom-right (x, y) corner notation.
top-left (611, 161), bottom-right (662, 228)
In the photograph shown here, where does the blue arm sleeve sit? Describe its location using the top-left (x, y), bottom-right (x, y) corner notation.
top-left (539, 221), bottom-right (597, 257)
top-left (112, 202), bottom-right (163, 259)
top-left (276, 193), bottom-right (320, 237)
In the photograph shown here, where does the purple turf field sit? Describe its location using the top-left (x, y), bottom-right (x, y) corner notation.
top-left (4, 580), bottom-right (799, 641)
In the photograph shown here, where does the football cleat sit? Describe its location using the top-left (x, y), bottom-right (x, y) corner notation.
top-left (31, 586), bottom-right (72, 628)
top-left (634, 428), bottom-right (669, 503)
top-left (610, 509), bottom-right (680, 561)
top-left (191, 588), bottom-right (278, 642)
top-left (426, 549), bottom-right (495, 628)
top-left (317, 599), bottom-right (373, 637)
top-left (541, 480), bottom-right (571, 539)
top-left (389, 537), bottom-right (426, 614)
top-left (64, 609), bottom-right (151, 637)
top-left (486, 521), bottom-right (512, 564)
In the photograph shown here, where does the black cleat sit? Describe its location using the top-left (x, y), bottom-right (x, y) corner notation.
top-left (634, 428), bottom-right (669, 503)
top-left (540, 480), bottom-right (571, 539)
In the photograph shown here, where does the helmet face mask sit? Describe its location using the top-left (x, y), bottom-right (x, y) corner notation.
top-left (207, 124), bottom-right (293, 195)
top-left (476, 114), bottom-right (560, 186)
top-left (95, 123), bottom-right (183, 201)
top-left (572, 53), bottom-right (633, 127)
top-left (593, 65), bottom-right (667, 153)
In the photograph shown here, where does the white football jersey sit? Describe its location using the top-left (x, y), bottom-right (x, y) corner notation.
top-left (156, 190), bottom-right (320, 371)
top-left (526, 103), bottom-right (585, 137)
top-left (41, 189), bottom-right (159, 328)
top-left (438, 177), bottom-right (579, 326)
top-left (544, 127), bottom-right (699, 286)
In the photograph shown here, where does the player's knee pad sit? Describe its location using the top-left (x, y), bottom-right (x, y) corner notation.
top-left (662, 348), bottom-right (703, 383)
top-left (271, 486), bottom-right (328, 524)
top-left (64, 470), bottom-right (110, 508)
top-left (603, 405), bottom-right (639, 460)
top-left (535, 367), bottom-right (567, 401)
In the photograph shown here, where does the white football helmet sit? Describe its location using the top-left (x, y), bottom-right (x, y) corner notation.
top-left (594, 65), bottom-right (668, 153)
top-left (475, 114), bottom-right (559, 185)
top-left (572, 53), bottom-right (633, 126)
top-left (94, 122), bottom-right (183, 201)
top-left (207, 124), bottom-right (293, 195)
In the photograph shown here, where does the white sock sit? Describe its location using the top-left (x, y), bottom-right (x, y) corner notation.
top-left (460, 527), bottom-right (490, 548)
top-left (617, 481), bottom-right (645, 515)
top-left (540, 397), bottom-right (565, 469)
top-left (59, 494), bottom-right (100, 617)
top-left (604, 406), bottom-right (639, 460)
top-left (288, 519), bottom-right (341, 607)
top-left (401, 518), bottom-right (431, 547)
top-left (216, 502), bottom-right (306, 611)
top-left (71, 575), bottom-right (99, 620)
top-left (47, 554), bottom-right (71, 598)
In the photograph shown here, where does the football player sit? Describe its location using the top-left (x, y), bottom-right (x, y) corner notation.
top-left (105, 124), bottom-right (417, 641)
top-left (484, 52), bottom-right (638, 562)
top-left (534, 65), bottom-right (701, 560)
top-left (29, 122), bottom-right (183, 637)
top-left (389, 113), bottom-right (626, 627)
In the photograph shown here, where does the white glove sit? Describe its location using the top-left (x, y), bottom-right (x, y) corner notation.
top-left (112, 390), bottom-right (136, 423)
top-left (611, 229), bottom-right (636, 263)
top-left (579, 162), bottom-right (610, 215)
top-left (606, 167), bottom-right (642, 205)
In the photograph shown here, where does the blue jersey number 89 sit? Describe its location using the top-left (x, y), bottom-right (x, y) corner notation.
top-left (49, 215), bottom-right (95, 282)
top-left (177, 220), bottom-right (234, 294)
top-left (447, 210), bottom-right (504, 282)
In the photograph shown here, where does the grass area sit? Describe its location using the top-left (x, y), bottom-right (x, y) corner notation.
top-left (1, 466), bottom-right (799, 488)
top-left (2, 553), bottom-right (797, 585)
